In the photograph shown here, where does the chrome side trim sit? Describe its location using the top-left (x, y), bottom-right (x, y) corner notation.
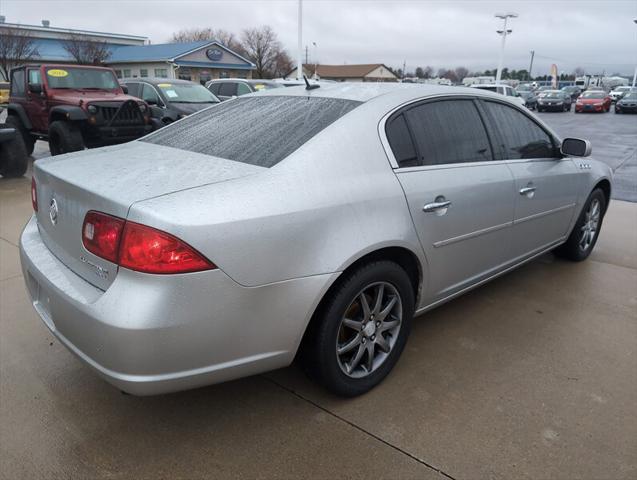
top-left (416, 236), bottom-right (566, 315)
top-left (433, 221), bottom-right (512, 248)
top-left (513, 203), bottom-right (576, 225)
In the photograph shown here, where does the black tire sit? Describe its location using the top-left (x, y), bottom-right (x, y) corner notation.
top-left (48, 121), bottom-right (84, 156)
top-left (554, 188), bottom-right (606, 262)
top-left (0, 123), bottom-right (28, 178)
top-left (5, 115), bottom-right (35, 155)
top-left (300, 260), bottom-right (415, 396)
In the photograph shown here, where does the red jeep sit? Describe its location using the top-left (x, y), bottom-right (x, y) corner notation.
top-left (6, 64), bottom-right (152, 156)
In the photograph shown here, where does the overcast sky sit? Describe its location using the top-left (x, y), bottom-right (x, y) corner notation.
top-left (2, 0), bottom-right (636, 76)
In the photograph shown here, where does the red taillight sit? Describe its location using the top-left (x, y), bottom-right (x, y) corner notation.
top-left (82, 211), bottom-right (125, 263)
top-left (119, 221), bottom-right (214, 274)
top-left (31, 177), bottom-right (38, 212)
top-left (81, 211), bottom-right (215, 274)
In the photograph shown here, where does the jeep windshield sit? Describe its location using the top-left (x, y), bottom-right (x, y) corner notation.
top-left (45, 67), bottom-right (120, 90)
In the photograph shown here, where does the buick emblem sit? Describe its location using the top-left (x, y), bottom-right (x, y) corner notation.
top-left (49, 198), bottom-right (58, 225)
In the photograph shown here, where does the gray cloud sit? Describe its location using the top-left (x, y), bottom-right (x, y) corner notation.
top-left (2, 0), bottom-right (636, 75)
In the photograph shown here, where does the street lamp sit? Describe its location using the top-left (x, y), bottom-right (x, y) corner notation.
top-left (312, 41), bottom-right (318, 79)
top-left (495, 12), bottom-right (518, 85)
top-left (633, 19), bottom-right (636, 87)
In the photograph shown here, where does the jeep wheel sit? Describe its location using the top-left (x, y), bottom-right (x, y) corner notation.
top-left (0, 124), bottom-right (29, 178)
top-left (5, 115), bottom-right (36, 155)
top-left (49, 121), bottom-right (85, 156)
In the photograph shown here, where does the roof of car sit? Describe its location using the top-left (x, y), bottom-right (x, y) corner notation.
top-left (208, 79), bottom-right (279, 84)
top-left (253, 82), bottom-right (518, 105)
top-left (120, 77), bottom-right (199, 85)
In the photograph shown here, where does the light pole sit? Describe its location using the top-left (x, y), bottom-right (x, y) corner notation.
top-left (312, 41), bottom-right (318, 79)
top-left (296, 0), bottom-right (303, 80)
top-left (495, 12), bottom-right (517, 84)
top-left (633, 19), bottom-right (636, 87)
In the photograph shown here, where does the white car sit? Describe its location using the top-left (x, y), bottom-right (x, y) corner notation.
top-left (609, 86), bottom-right (632, 102)
top-left (470, 84), bottom-right (526, 108)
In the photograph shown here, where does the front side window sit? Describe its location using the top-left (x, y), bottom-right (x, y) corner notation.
top-left (28, 69), bottom-right (41, 85)
top-left (124, 82), bottom-right (141, 98)
top-left (142, 96), bottom-right (361, 168)
top-left (141, 84), bottom-right (161, 104)
top-left (401, 99), bottom-right (493, 166)
top-left (10, 69), bottom-right (25, 96)
top-left (484, 101), bottom-right (557, 159)
top-left (44, 67), bottom-right (120, 90)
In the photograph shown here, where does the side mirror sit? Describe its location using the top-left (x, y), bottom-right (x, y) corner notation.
top-left (121, 85), bottom-right (129, 94)
top-left (561, 138), bottom-right (591, 157)
top-left (28, 83), bottom-right (42, 94)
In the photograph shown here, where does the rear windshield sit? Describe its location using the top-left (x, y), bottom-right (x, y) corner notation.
top-left (142, 96), bottom-right (361, 167)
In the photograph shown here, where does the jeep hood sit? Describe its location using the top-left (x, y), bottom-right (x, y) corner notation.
top-left (48, 90), bottom-right (142, 105)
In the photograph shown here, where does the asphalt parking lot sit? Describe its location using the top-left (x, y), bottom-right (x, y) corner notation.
top-left (1, 107), bottom-right (636, 479)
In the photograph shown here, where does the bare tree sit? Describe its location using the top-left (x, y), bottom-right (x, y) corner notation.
top-left (423, 66), bottom-right (434, 79)
top-left (240, 26), bottom-right (285, 79)
top-left (573, 66), bottom-right (585, 77)
top-left (271, 49), bottom-right (293, 79)
top-left (454, 66), bottom-right (469, 82)
top-left (415, 67), bottom-right (424, 79)
top-left (0, 27), bottom-right (39, 80)
top-left (62, 34), bottom-right (111, 65)
top-left (171, 28), bottom-right (240, 51)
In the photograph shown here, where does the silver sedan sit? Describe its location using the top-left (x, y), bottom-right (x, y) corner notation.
top-left (20, 84), bottom-right (612, 396)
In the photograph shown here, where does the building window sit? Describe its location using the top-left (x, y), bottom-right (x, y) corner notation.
top-left (154, 68), bottom-right (168, 78)
top-left (177, 67), bottom-right (192, 81)
top-left (114, 70), bottom-right (122, 79)
top-left (219, 71), bottom-right (229, 79)
top-left (140, 69), bottom-right (148, 78)
top-left (123, 69), bottom-right (131, 78)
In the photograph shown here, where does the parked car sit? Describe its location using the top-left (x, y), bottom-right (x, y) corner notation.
top-left (614, 91), bottom-right (637, 114)
top-left (0, 81), bottom-right (9, 104)
top-left (536, 90), bottom-right (572, 112)
top-left (121, 78), bottom-right (220, 129)
top-left (206, 79), bottom-right (283, 101)
top-left (0, 124), bottom-right (28, 177)
top-left (518, 90), bottom-right (538, 110)
top-left (609, 86), bottom-right (633, 102)
top-left (21, 84), bottom-right (611, 397)
top-left (561, 85), bottom-right (582, 101)
top-left (535, 86), bottom-right (552, 97)
top-left (5, 64), bottom-right (152, 156)
top-left (470, 84), bottom-right (526, 107)
top-left (575, 90), bottom-right (612, 113)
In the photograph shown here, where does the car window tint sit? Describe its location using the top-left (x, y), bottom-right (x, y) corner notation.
top-left (28, 69), bottom-right (41, 85)
top-left (385, 113), bottom-right (418, 167)
top-left (219, 82), bottom-right (237, 97)
top-left (208, 83), bottom-right (221, 95)
top-left (404, 99), bottom-right (492, 165)
top-left (141, 84), bottom-right (161, 104)
top-left (484, 101), bottom-right (557, 159)
top-left (10, 70), bottom-right (25, 96)
top-left (125, 82), bottom-right (140, 98)
top-left (237, 83), bottom-right (252, 95)
top-left (142, 96), bottom-right (361, 168)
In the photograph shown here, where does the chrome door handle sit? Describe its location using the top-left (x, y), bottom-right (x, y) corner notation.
top-left (519, 186), bottom-right (536, 195)
top-left (423, 200), bottom-right (451, 212)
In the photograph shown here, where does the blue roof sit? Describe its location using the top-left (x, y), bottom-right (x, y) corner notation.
top-left (108, 40), bottom-right (213, 62)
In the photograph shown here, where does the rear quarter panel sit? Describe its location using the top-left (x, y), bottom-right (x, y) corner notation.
top-left (127, 104), bottom-right (426, 288)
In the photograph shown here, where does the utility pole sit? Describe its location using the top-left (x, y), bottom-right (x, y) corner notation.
top-left (402, 60), bottom-right (406, 81)
top-left (528, 50), bottom-right (535, 81)
top-left (495, 12), bottom-right (517, 84)
top-left (296, 0), bottom-right (303, 80)
top-left (633, 20), bottom-right (637, 87)
top-left (305, 45), bottom-right (309, 65)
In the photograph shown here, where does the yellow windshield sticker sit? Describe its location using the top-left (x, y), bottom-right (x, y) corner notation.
top-left (157, 83), bottom-right (172, 88)
top-left (47, 69), bottom-right (69, 78)
top-left (254, 84), bottom-right (266, 91)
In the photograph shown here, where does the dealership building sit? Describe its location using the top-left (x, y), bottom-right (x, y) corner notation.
top-left (287, 64), bottom-right (398, 82)
top-left (0, 19), bottom-right (254, 82)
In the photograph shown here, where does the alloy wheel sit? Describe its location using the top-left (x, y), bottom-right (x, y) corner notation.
top-left (580, 198), bottom-right (600, 251)
top-left (336, 281), bottom-right (402, 378)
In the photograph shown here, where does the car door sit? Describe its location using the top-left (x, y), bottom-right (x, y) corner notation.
top-left (25, 67), bottom-right (48, 132)
top-left (480, 100), bottom-right (581, 260)
top-left (386, 97), bottom-right (516, 303)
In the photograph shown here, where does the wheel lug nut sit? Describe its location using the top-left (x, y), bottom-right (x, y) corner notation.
top-left (376, 321), bottom-right (380, 327)
top-left (362, 338), bottom-right (366, 344)
top-left (371, 335), bottom-right (376, 340)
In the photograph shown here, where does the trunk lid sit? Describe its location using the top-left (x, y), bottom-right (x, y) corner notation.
top-left (34, 141), bottom-right (264, 290)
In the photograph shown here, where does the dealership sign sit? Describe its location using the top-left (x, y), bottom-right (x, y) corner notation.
top-left (206, 48), bottom-right (223, 62)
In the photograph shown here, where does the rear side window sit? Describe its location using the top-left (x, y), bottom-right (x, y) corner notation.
top-left (483, 101), bottom-right (557, 159)
top-left (237, 83), bottom-right (252, 95)
top-left (142, 96), bottom-right (361, 168)
top-left (385, 114), bottom-right (418, 168)
top-left (402, 99), bottom-right (493, 166)
top-left (10, 70), bottom-right (25, 96)
top-left (208, 83), bottom-right (221, 95)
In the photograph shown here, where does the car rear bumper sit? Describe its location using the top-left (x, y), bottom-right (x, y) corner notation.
top-left (20, 215), bottom-right (336, 395)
